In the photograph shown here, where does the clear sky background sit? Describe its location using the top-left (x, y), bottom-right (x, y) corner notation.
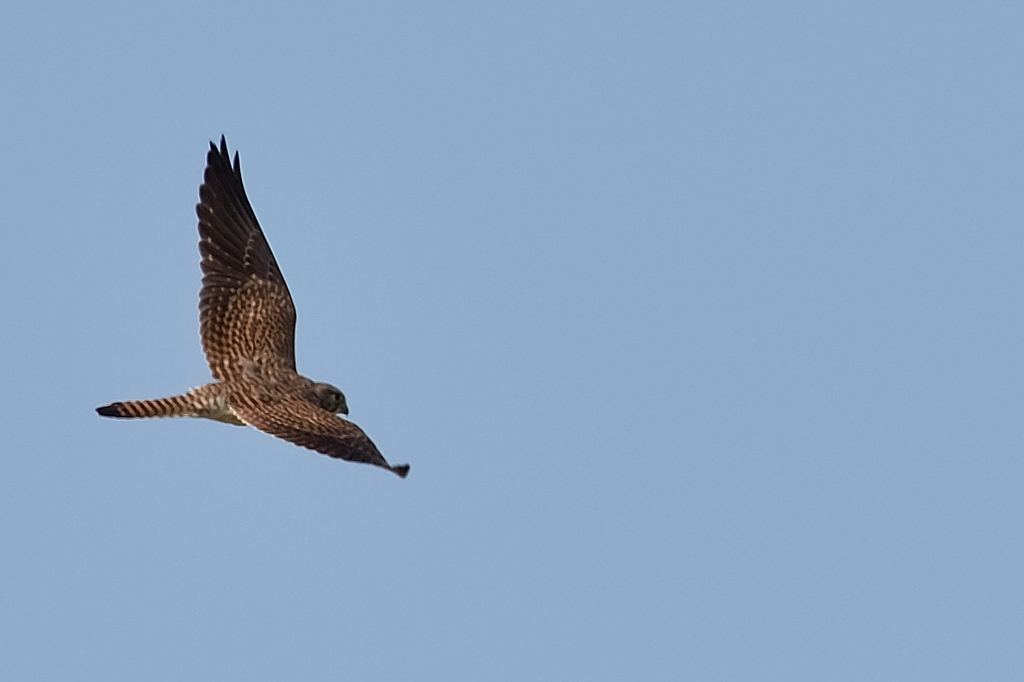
top-left (2, 2), bottom-right (1022, 680)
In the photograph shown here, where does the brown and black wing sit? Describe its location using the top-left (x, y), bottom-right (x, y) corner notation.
top-left (234, 399), bottom-right (410, 478)
top-left (196, 137), bottom-right (297, 381)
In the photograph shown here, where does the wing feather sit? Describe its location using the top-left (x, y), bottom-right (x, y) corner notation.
top-left (234, 399), bottom-right (410, 477)
top-left (196, 137), bottom-right (297, 380)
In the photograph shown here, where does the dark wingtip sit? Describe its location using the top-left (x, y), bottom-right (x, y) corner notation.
top-left (392, 464), bottom-right (410, 478)
top-left (96, 403), bottom-right (122, 417)
top-left (209, 135), bottom-right (229, 159)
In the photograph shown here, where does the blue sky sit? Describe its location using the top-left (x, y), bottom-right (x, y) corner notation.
top-left (2, 1), bottom-right (1023, 679)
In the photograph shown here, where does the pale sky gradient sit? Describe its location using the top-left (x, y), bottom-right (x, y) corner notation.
top-left (2, 2), bottom-right (1023, 680)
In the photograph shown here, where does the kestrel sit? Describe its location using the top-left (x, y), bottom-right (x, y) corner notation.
top-left (97, 137), bottom-right (409, 478)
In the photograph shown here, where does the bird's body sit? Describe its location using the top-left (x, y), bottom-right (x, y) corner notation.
top-left (97, 137), bottom-right (409, 478)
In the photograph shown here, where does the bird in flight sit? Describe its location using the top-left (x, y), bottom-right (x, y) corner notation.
top-left (97, 137), bottom-right (409, 478)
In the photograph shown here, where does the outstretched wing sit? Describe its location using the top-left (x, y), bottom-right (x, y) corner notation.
top-left (233, 399), bottom-right (410, 478)
top-left (196, 136), bottom-right (296, 381)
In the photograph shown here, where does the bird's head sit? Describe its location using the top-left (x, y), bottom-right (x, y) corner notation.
top-left (312, 382), bottom-right (348, 415)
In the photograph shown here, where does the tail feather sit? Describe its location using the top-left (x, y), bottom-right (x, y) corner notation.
top-left (96, 395), bottom-right (197, 420)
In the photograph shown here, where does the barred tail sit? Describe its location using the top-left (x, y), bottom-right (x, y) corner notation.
top-left (96, 394), bottom-right (197, 420)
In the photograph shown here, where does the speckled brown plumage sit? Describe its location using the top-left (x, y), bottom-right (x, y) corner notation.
top-left (96, 137), bottom-right (409, 478)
